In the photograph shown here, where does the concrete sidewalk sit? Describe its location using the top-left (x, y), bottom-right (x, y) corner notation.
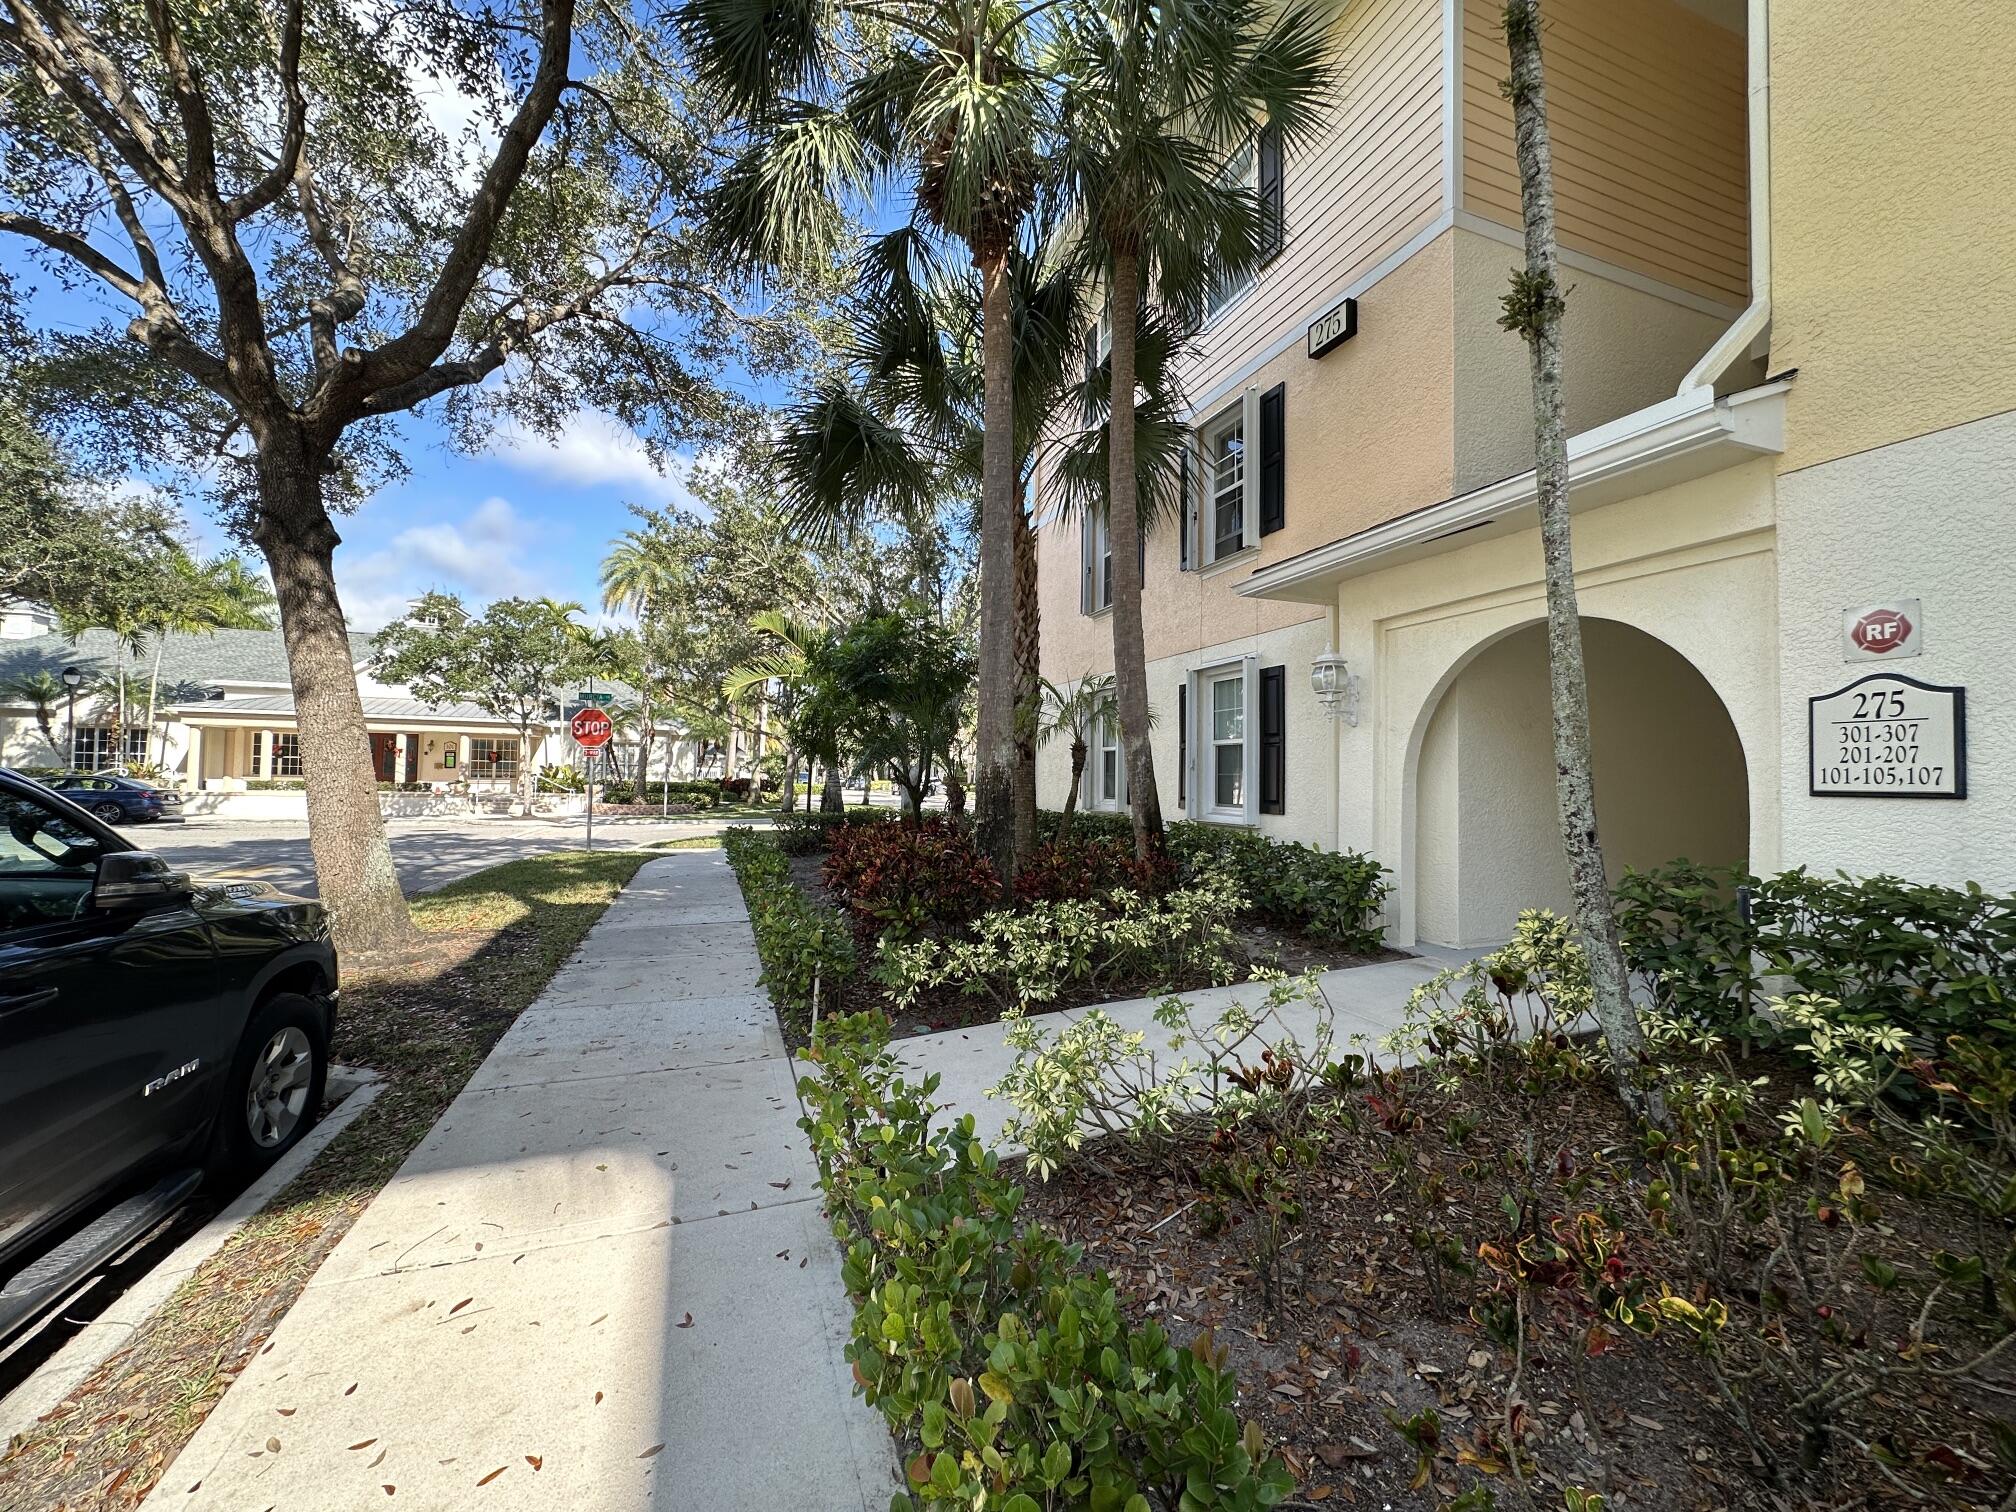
top-left (164, 852), bottom-right (896, 1511)
top-left (894, 952), bottom-right (1461, 1150)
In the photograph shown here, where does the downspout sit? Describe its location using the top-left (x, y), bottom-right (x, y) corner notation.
top-left (1680, 0), bottom-right (1772, 396)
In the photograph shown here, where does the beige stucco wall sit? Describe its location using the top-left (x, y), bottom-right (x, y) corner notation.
top-left (1450, 228), bottom-right (1732, 491)
top-left (1461, 0), bottom-right (1749, 306)
top-left (1415, 620), bottom-right (1749, 946)
top-left (1775, 410), bottom-right (2016, 891)
top-left (1769, 0), bottom-right (2016, 473)
top-left (1342, 457), bottom-right (1779, 944)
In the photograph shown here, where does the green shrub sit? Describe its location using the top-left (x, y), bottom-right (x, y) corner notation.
top-left (722, 827), bottom-right (855, 1027)
top-left (773, 806), bottom-right (897, 856)
top-left (1615, 862), bottom-right (2016, 1049)
top-left (596, 780), bottom-right (635, 804)
top-left (797, 1012), bottom-right (1297, 1510)
top-left (875, 872), bottom-right (1244, 1014)
top-left (1164, 823), bottom-right (1389, 953)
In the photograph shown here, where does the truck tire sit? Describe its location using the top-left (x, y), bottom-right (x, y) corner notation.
top-left (211, 992), bottom-right (329, 1177)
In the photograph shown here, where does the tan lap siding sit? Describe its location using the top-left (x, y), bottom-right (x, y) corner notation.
top-left (1183, 0), bottom-right (1447, 407)
top-left (1460, 0), bottom-right (1748, 307)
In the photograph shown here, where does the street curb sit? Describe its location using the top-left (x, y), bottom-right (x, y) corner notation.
top-left (0, 1067), bottom-right (387, 1445)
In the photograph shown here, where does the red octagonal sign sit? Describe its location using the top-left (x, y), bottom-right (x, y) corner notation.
top-left (570, 707), bottom-right (614, 748)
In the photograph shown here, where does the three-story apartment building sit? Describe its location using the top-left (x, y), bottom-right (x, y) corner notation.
top-left (1036, 0), bottom-right (2016, 948)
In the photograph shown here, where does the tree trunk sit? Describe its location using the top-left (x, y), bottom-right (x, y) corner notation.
top-left (110, 645), bottom-right (127, 768)
top-left (1502, 0), bottom-right (1646, 1083)
top-left (971, 247), bottom-right (1021, 883)
top-left (1011, 482), bottom-right (1040, 857)
top-left (147, 636), bottom-right (166, 765)
top-left (1058, 738), bottom-right (1087, 843)
top-left (253, 446), bottom-right (414, 955)
top-left (944, 766), bottom-right (966, 818)
top-left (821, 763), bottom-right (844, 815)
top-left (1103, 248), bottom-right (1165, 863)
top-left (779, 745), bottom-right (798, 813)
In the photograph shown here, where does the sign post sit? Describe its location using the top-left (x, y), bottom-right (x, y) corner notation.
top-left (571, 706), bottom-right (615, 849)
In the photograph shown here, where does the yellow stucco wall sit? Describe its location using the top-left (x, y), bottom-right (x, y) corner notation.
top-left (1770, 0), bottom-right (2016, 473)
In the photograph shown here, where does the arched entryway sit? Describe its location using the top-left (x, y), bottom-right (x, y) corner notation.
top-left (1411, 618), bottom-right (1749, 948)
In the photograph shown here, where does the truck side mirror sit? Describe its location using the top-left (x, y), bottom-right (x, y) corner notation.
top-left (95, 851), bottom-right (194, 911)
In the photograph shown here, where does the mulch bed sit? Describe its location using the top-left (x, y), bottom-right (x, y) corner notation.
top-left (779, 851), bottom-right (1405, 1046)
top-left (1014, 1064), bottom-right (2015, 1511)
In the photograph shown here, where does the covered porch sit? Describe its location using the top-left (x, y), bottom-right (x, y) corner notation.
top-left (173, 695), bottom-right (530, 791)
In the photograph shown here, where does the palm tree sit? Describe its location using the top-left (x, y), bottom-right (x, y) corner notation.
top-left (142, 554), bottom-right (275, 766)
top-left (775, 234), bottom-right (1091, 849)
top-left (1038, 672), bottom-right (1114, 841)
top-left (1052, 0), bottom-right (1338, 862)
top-left (4, 670), bottom-right (66, 761)
top-left (725, 609), bottom-right (845, 814)
top-left (676, 0), bottom-right (1055, 881)
top-left (55, 602), bottom-right (148, 770)
top-left (1498, 0), bottom-right (1648, 1092)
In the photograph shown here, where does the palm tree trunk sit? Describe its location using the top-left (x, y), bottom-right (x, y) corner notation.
top-left (1059, 739), bottom-right (1087, 842)
top-left (1104, 249), bottom-right (1165, 862)
top-left (111, 645), bottom-right (127, 768)
top-left (1011, 481), bottom-right (1040, 857)
top-left (779, 745), bottom-right (798, 813)
top-left (821, 762), bottom-right (844, 815)
top-left (972, 247), bottom-right (1021, 882)
top-left (1503, 0), bottom-right (1647, 1083)
top-left (253, 443), bottom-right (414, 954)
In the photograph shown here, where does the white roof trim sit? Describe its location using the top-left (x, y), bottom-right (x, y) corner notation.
top-left (1238, 380), bottom-right (1790, 604)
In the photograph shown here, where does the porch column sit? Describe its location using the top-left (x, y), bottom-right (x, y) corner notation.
top-left (259, 728), bottom-right (275, 778)
top-left (184, 725), bottom-right (203, 789)
top-left (457, 734), bottom-right (472, 774)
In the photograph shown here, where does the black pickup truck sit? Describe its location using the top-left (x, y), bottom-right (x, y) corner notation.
top-left (0, 767), bottom-right (338, 1341)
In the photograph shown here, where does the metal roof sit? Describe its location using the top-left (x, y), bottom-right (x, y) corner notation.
top-left (175, 692), bottom-right (513, 727)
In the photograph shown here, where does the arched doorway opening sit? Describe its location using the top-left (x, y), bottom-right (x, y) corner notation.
top-left (1411, 618), bottom-right (1749, 948)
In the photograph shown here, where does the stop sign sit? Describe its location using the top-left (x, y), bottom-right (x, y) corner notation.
top-left (571, 707), bottom-right (613, 749)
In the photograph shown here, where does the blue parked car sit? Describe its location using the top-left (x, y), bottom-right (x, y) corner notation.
top-left (39, 773), bottom-right (184, 825)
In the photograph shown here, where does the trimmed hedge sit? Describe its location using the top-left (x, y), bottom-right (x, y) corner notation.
top-left (798, 1012), bottom-right (1296, 1510)
top-left (721, 827), bottom-right (855, 1028)
top-left (1616, 861), bottom-right (2016, 1049)
top-left (1035, 813), bottom-right (1391, 955)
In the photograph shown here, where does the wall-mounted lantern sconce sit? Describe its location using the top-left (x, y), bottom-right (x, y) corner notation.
top-left (1310, 647), bottom-right (1361, 726)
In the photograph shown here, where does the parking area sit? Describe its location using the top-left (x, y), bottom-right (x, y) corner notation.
top-left (130, 811), bottom-right (746, 897)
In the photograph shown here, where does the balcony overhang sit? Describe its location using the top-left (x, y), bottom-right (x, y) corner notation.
top-left (1238, 379), bottom-right (1791, 605)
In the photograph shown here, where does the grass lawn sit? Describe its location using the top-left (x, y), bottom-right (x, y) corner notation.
top-left (0, 849), bottom-right (653, 1511)
top-left (651, 834), bottom-right (725, 849)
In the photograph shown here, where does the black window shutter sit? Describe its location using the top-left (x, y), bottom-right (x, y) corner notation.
top-left (1256, 123), bottom-right (1284, 264)
top-left (1178, 450), bottom-right (1192, 570)
top-left (1083, 322), bottom-right (1099, 388)
top-left (1177, 681), bottom-right (1187, 805)
top-left (1259, 382), bottom-right (1286, 537)
top-left (1259, 664), bottom-right (1285, 814)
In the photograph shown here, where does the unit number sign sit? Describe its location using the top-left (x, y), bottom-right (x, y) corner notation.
top-left (1808, 673), bottom-right (1966, 799)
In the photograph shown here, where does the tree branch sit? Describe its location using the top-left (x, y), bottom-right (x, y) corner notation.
top-left (326, 0), bottom-right (580, 417)
top-left (1, 0), bottom-right (187, 206)
top-left (139, 0), bottom-right (223, 204)
top-left (0, 209), bottom-right (145, 298)
top-left (225, 0), bottom-right (308, 223)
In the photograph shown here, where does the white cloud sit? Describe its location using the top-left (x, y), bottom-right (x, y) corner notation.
top-left (337, 495), bottom-right (543, 630)
top-left (486, 411), bottom-right (697, 503)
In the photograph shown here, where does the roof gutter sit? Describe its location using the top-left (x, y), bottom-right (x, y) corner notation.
top-left (1680, 0), bottom-right (1771, 395)
top-left (1239, 378), bottom-right (1791, 603)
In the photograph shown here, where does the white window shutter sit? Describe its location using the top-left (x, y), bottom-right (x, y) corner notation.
top-left (1241, 388), bottom-right (1262, 551)
top-left (1241, 653), bottom-right (1260, 825)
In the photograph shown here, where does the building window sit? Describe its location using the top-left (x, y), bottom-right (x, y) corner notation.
top-left (1205, 139), bottom-right (1258, 319)
top-left (272, 733), bottom-right (302, 776)
top-left (1083, 507), bottom-right (1114, 615)
top-left (1203, 406), bottom-right (1246, 563)
top-left (1210, 672), bottom-right (1245, 812)
top-left (71, 726), bottom-right (148, 770)
top-left (468, 737), bottom-right (520, 780)
top-left (1091, 711), bottom-right (1128, 811)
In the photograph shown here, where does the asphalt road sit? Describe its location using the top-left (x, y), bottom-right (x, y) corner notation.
top-left (128, 812), bottom-right (745, 897)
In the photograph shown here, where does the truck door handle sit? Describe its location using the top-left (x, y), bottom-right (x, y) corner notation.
top-left (0, 987), bottom-right (60, 1017)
